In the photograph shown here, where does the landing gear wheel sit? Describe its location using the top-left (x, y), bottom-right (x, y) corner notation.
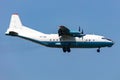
top-left (63, 47), bottom-right (67, 53)
top-left (62, 47), bottom-right (71, 53)
top-left (97, 48), bottom-right (100, 53)
top-left (67, 48), bottom-right (71, 53)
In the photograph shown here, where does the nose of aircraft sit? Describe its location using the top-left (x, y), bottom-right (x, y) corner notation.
top-left (108, 41), bottom-right (114, 47)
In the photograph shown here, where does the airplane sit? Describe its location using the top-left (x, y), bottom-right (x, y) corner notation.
top-left (5, 13), bottom-right (114, 53)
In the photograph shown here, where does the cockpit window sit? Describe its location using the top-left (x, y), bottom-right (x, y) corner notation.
top-left (102, 38), bottom-right (112, 41)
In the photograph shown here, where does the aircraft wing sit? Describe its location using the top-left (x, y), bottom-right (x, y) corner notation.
top-left (58, 26), bottom-right (85, 37)
top-left (58, 26), bottom-right (71, 36)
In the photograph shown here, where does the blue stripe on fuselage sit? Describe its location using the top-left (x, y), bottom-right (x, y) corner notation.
top-left (17, 36), bottom-right (113, 48)
top-left (41, 41), bottom-right (113, 48)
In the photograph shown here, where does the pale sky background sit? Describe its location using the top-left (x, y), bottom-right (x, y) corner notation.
top-left (0, 0), bottom-right (120, 80)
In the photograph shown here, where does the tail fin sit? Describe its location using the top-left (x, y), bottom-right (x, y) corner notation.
top-left (9, 13), bottom-right (22, 28)
top-left (5, 13), bottom-right (45, 36)
top-left (5, 13), bottom-right (23, 35)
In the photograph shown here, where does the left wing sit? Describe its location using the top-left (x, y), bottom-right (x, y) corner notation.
top-left (58, 26), bottom-right (70, 36)
top-left (58, 26), bottom-right (85, 37)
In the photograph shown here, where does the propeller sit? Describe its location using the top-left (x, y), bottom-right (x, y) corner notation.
top-left (78, 26), bottom-right (84, 34)
top-left (78, 26), bottom-right (84, 39)
top-left (81, 29), bottom-right (84, 40)
top-left (81, 29), bottom-right (84, 34)
top-left (79, 26), bottom-right (81, 32)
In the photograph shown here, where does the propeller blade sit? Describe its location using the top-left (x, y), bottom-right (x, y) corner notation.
top-left (81, 29), bottom-right (84, 34)
top-left (79, 26), bottom-right (81, 32)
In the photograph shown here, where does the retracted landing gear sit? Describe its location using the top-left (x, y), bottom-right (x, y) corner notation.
top-left (62, 47), bottom-right (71, 53)
top-left (97, 48), bottom-right (100, 53)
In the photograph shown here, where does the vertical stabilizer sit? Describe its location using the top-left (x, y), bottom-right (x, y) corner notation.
top-left (5, 13), bottom-right (46, 36)
top-left (5, 13), bottom-right (22, 35)
top-left (9, 13), bottom-right (22, 28)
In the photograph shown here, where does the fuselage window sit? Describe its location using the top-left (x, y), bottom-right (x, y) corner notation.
top-left (40, 36), bottom-right (46, 38)
top-left (102, 38), bottom-right (112, 41)
top-left (44, 36), bottom-right (46, 38)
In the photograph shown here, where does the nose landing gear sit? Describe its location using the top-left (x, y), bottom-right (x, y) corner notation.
top-left (97, 48), bottom-right (100, 53)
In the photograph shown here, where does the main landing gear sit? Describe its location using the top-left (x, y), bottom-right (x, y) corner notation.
top-left (62, 47), bottom-right (101, 53)
top-left (62, 47), bottom-right (71, 53)
top-left (97, 48), bottom-right (100, 53)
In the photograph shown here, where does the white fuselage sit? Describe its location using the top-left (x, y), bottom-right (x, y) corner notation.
top-left (7, 25), bottom-right (113, 48)
top-left (6, 25), bottom-right (114, 48)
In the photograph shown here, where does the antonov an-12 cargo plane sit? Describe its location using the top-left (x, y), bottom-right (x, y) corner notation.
top-left (5, 14), bottom-right (114, 53)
